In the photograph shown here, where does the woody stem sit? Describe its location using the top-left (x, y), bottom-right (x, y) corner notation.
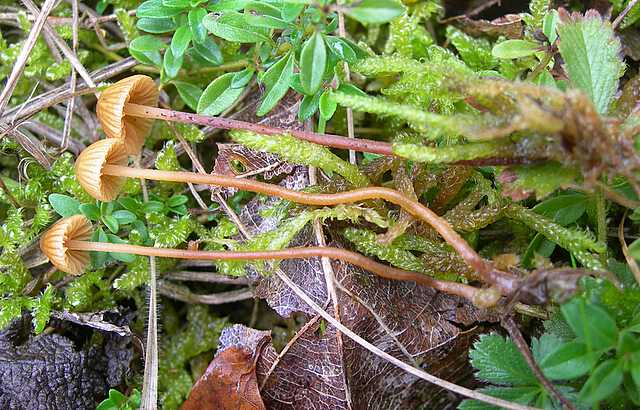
top-left (103, 164), bottom-right (516, 294)
top-left (123, 102), bottom-right (393, 156)
top-left (67, 240), bottom-right (479, 301)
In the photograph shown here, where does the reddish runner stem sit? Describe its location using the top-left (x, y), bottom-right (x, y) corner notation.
top-left (68, 240), bottom-right (479, 300)
top-left (123, 102), bottom-right (393, 156)
top-left (103, 164), bottom-right (516, 293)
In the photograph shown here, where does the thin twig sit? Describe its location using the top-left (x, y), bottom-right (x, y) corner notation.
top-left (164, 270), bottom-right (250, 285)
top-left (137, 155), bottom-right (158, 410)
top-left (0, 0), bottom-right (57, 114)
top-left (21, 0), bottom-right (97, 91)
top-left (501, 316), bottom-right (575, 410)
top-left (271, 266), bottom-right (537, 410)
top-left (59, 0), bottom-right (79, 153)
top-left (613, 0), bottom-right (639, 28)
top-left (337, 4), bottom-right (356, 165)
top-left (157, 282), bottom-right (253, 304)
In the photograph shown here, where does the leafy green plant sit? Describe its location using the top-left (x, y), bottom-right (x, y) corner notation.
top-left (96, 388), bottom-right (141, 410)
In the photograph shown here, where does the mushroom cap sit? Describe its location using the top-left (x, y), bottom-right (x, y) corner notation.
top-left (75, 138), bottom-right (128, 202)
top-left (40, 215), bottom-right (93, 275)
top-left (97, 75), bottom-right (159, 155)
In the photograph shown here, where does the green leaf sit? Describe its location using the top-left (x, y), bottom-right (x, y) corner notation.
top-left (31, 285), bottom-right (54, 334)
top-left (498, 162), bottom-right (579, 201)
top-left (163, 47), bottom-right (183, 78)
top-left (162, 0), bottom-right (189, 7)
top-left (170, 26), bottom-right (191, 58)
top-left (129, 35), bottom-right (166, 67)
top-left (325, 36), bottom-right (357, 64)
top-left (298, 92), bottom-right (321, 121)
top-left (143, 201), bottom-right (165, 213)
top-left (243, 1), bottom-right (292, 29)
top-left (91, 228), bottom-right (108, 267)
top-left (102, 215), bottom-right (120, 234)
top-left (543, 9), bottom-right (559, 43)
top-left (174, 81), bottom-right (203, 111)
top-left (113, 210), bottom-right (137, 225)
top-left (167, 195), bottom-right (188, 207)
top-left (197, 72), bottom-right (246, 115)
top-left (79, 203), bottom-right (101, 221)
top-left (300, 32), bottom-right (327, 95)
top-left (191, 37), bottom-right (223, 65)
top-left (48, 194), bottom-right (80, 217)
top-left (491, 39), bottom-right (539, 59)
top-left (561, 298), bottom-right (618, 351)
top-left (540, 341), bottom-right (599, 380)
top-left (256, 53), bottom-right (294, 116)
top-left (579, 359), bottom-right (623, 404)
top-left (557, 10), bottom-right (625, 114)
top-left (319, 89), bottom-right (337, 120)
top-left (281, 3), bottom-right (305, 22)
top-left (468, 333), bottom-right (537, 385)
top-left (344, 0), bottom-right (405, 24)
top-left (202, 11), bottom-right (271, 43)
top-left (230, 67), bottom-right (254, 88)
top-left (459, 386), bottom-right (541, 410)
top-left (137, 0), bottom-right (183, 18)
top-left (188, 8), bottom-right (208, 44)
top-left (137, 17), bottom-right (176, 33)
top-left (532, 193), bottom-right (587, 225)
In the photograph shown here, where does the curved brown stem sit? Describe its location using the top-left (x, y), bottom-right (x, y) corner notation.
top-left (124, 103), bottom-right (393, 156)
top-left (68, 240), bottom-right (481, 301)
top-left (103, 164), bottom-right (517, 294)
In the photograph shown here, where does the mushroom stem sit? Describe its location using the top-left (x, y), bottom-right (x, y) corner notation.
top-left (67, 240), bottom-right (481, 301)
top-left (102, 164), bottom-right (516, 294)
top-left (123, 102), bottom-right (393, 156)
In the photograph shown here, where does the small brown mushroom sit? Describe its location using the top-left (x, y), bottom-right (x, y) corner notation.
top-left (39, 214), bottom-right (93, 275)
top-left (95, 75), bottom-right (392, 156)
top-left (74, 138), bottom-right (128, 202)
top-left (39, 216), bottom-right (485, 303)
top-left (96, 75), bottom-right (159, 155)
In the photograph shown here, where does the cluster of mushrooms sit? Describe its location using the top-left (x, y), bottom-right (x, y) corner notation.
top-left (40, 75), bottom-right (539, 309)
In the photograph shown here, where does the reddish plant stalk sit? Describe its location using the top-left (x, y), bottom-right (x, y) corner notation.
top-left (68, 240), bottom-right (480, 301)
top-left (103, 164), bottom-right (516, 294)
top-left (124, 103), bottom-right (394, 156)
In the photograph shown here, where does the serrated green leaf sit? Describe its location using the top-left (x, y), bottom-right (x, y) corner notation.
top-left (579, 359), bottom-right (623, 404)
top-left (48, 194), bottom-right (80, 217)
top-left (300, 32), bottom-right (327, 95)
top-left (557, 10), bottom-right (625, 114)
top-left (492, 39), bottom-right (539, 59)
top-left (344, 0), bottom-right (405, 24)
top-left (499, 162), bottom-right (580, 201)
top-left (257, 53), bottom-right (294, 116)
top-left (31, 285), bottom-right (54, 334)
top-left (203, 11), bottom-right (271, 43)
top-left (468, 333), bottom-right (537, 385)
top-left (197, 72), bottom-right (246, 115)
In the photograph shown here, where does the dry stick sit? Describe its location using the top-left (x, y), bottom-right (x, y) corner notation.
top-left (309, 162), bottom-right (352, 408)
top-left (124, 103), bottom-right (393, 156)
top-left (259, 313), bottom-right (323, 390)
top-left (136, 156), bottom-right (158, 410)
top-left (102, 165), bottom-right (516, 295)
top-left (618, 211), bottom-right (640, 285)
top-left (501, 316), bottom-right (575, 410)
top-left (0, 0), bottom-right (57, 114)
top-left (164, 270), bottom-right (250, 285)
top-left (59, 0), bottom-right (79, 153)
top-left (337, 6), bottom-right (356, 165)
top-left (1, 57), bottom-right (136, 123)
top-left (67, 241), bottom-right (480, 301)
top-left (270, 262), bottom-right (537, 410)
top-left (21, 0), bottom-right (96, 91)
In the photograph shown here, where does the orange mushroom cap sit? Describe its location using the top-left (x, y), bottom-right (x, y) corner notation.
top-left (97, 75), bottom-right (159, 155)
top-left (40, 215), bottom-right (93, 275)
top-left (75, 138), bottom-right (128, 202)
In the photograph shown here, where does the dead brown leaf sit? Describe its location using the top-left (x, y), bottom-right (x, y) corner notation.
top-left (455, 14), bottom-right (523, 39)
top-left (181, 325), bottom-right (268, 410)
